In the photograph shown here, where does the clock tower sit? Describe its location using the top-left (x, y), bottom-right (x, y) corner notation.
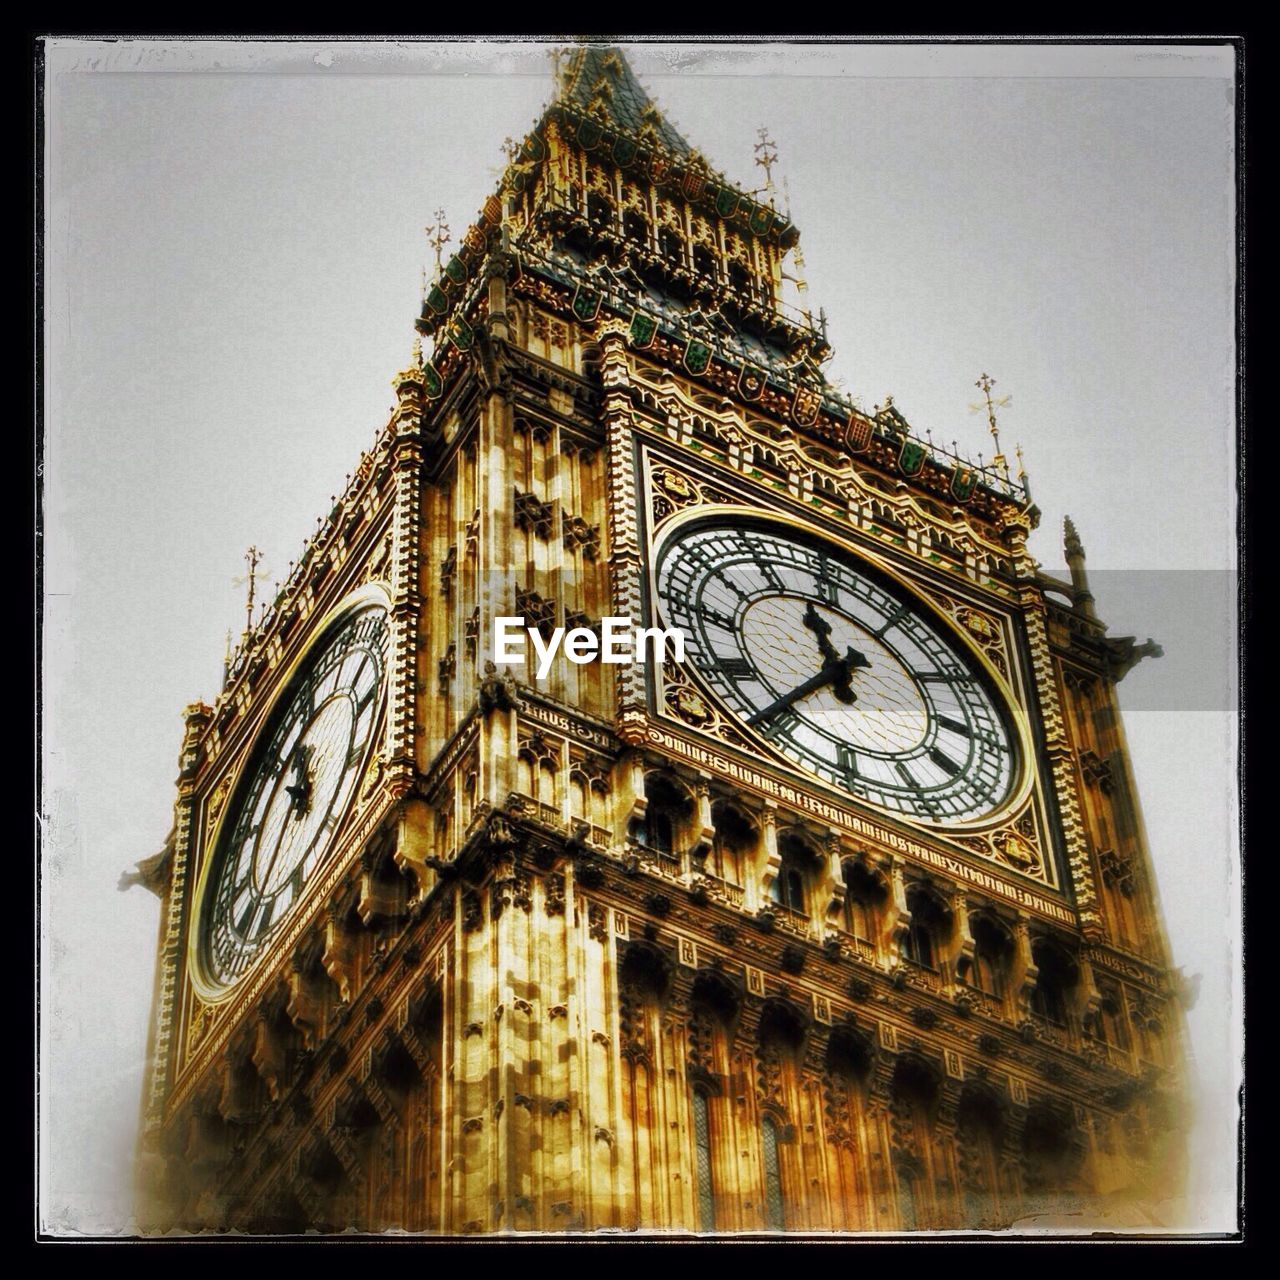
top-left (131, 44), bottom-right (1188, 1233)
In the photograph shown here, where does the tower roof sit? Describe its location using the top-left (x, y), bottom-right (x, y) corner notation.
top-left (558, 44), bottom-right (692, 157)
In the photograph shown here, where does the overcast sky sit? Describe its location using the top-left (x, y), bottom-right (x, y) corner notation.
top-left (41, 38), bottom-right (1239, 1235)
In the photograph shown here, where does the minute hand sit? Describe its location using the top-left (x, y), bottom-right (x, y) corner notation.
top-left (747, 662), bottom-right (846, 727)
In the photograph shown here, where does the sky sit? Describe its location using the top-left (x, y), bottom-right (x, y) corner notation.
top-left (40, 38), bottom-right (1239, 1235)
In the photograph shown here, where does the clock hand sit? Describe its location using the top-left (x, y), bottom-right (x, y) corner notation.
top-left (284, 744), bottom-right (313, 818)
top-left (829, 645), bottom-right (872, 705)
top-left (746, 667), bottom-right (839, 726)
top-left (748, 632), bottom-right (875, 725)
top-left (802, 601), bottom-right (840, 666)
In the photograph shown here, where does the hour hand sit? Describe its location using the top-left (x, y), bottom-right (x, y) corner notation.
top-left (830, 646), bottom-right (871, 704)
top-left (284, 745), bottom-right (313, 818)
top-left (802, 601), bottom-right (840, 665)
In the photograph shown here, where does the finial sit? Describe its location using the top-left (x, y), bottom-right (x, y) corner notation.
top-left (425, 209), bottom-right (450, 273)
top-left (234, 546), bottom-right (264, 639)
top-left (754, 126), bottom-right (779, 205)
top-left (1064, 515), bottom-right (1082, 555)
top-left (411, 334), bottom-right (423, 365)
top-left (1016, 442), bottom-right (1032, 502)
top-left (223, 629), bottom-right (233, 687)
top-left (501, 136), bottom-right (521, 164)
top-left (1063, 516), bottom-right (1096, 620)
top-left (971, 373), bottom-right (1012, 478)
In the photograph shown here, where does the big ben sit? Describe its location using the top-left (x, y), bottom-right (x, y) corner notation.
top-left (121, 42), bottom-right (1202, 1235)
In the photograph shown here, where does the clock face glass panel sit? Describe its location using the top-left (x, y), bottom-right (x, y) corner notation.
top-left (202, 605), bottom-right (389, 988)
top-left (655, 524), bottom-right (1017, 823)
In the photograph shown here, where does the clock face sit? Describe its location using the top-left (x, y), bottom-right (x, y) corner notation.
top-left (655, 523), bottom-right (1018, 824)
top-left (202, 605), bottom-right (389, 988)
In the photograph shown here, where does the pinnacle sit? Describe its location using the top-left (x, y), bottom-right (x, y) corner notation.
top-left (1063, 516), bottom-right (1084, 555)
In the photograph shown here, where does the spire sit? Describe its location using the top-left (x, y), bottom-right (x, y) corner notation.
top-left (557, 43), bottom-right (692, 156)
top-left (1063, 516), bottom-right (1097, 621)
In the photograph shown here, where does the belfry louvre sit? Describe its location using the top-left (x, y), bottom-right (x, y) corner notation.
top-left (131, 44), bottom-right (1187, 1234)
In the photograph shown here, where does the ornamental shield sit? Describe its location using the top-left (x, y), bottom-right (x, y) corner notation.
top-left (843, 414), bottom-right (872, 453)
top-left (898, 438), bottom-right (927, 477)
top-left (684, 338), bottom-right (712, 375)
top-left (738, 362), bottom-right (767, 401)
top-left (572, 284), bottom-right (602, 324)
top-left (950, 466), bottom-right (978, 501)
top-left (447, 316), bottom-right (474, 352)
top-left (629, 310), bottom-right (658, 349)
top-left (791, 385), bottom-right (821, 427)
top-left (683, 169), bottom-right (707, 202)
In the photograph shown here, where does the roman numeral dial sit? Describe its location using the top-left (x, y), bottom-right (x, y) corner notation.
top-left (201, 603), bottom-right (389, 989)
top-left (655, 524), bottom-right (1018, 825)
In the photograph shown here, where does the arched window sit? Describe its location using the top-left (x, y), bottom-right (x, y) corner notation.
top-left (693, 244), bottom-right (716, 279)
top-left (587, 192), bottom-right (614, 231)
top-left (897, 1168), bottom-right (919, 1231)
top-left (1091, 983), bottom-right (1131, 1054)
top-left (629, 773), bottom-right (691, 865)
top-left (775, 865), bottom-right (805, 913)
top-left (710, 800), bottom-right (755, 888)
top-left (761, 1115), bottom-right (785, 1229)
top-left (773, 832), bottom-right (820, 917)
top-left (843, 860), bottom-right (886, 943)
top-left (691, 1088), bottom-right (715, 1232)
top-left (957, 1088), bottom-right (1005, 1227)
top-left (1022, 1103), bottom-right (1079, 1196)
top-left (687, 968), bottom-right (739, 1233)
top-left (902, 887), bottom-right (949, 971)
top-left (1030, 939), bottom-right (1078, 1026)
top-left (890, 1057), bottom-right (939, 1229)
top-left (969, 913), bottom-right (1013, 1000)
top-left (623, 209), bottom-right (649, 245)
top-left (728, 260), bottom-right (752, 295)
top-left (633, 808), bottom-right (673, 856)
top-left (659, 227), bottom-right (685, 266)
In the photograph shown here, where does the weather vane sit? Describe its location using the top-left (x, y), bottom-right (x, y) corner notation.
top-left (971, 373), bottom-right (1012, 477)
top-left (425, 209), bottom-right (450, 273)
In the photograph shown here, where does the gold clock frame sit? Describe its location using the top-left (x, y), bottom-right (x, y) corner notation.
top-left (187, 582), bottom-right (394, 1003)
